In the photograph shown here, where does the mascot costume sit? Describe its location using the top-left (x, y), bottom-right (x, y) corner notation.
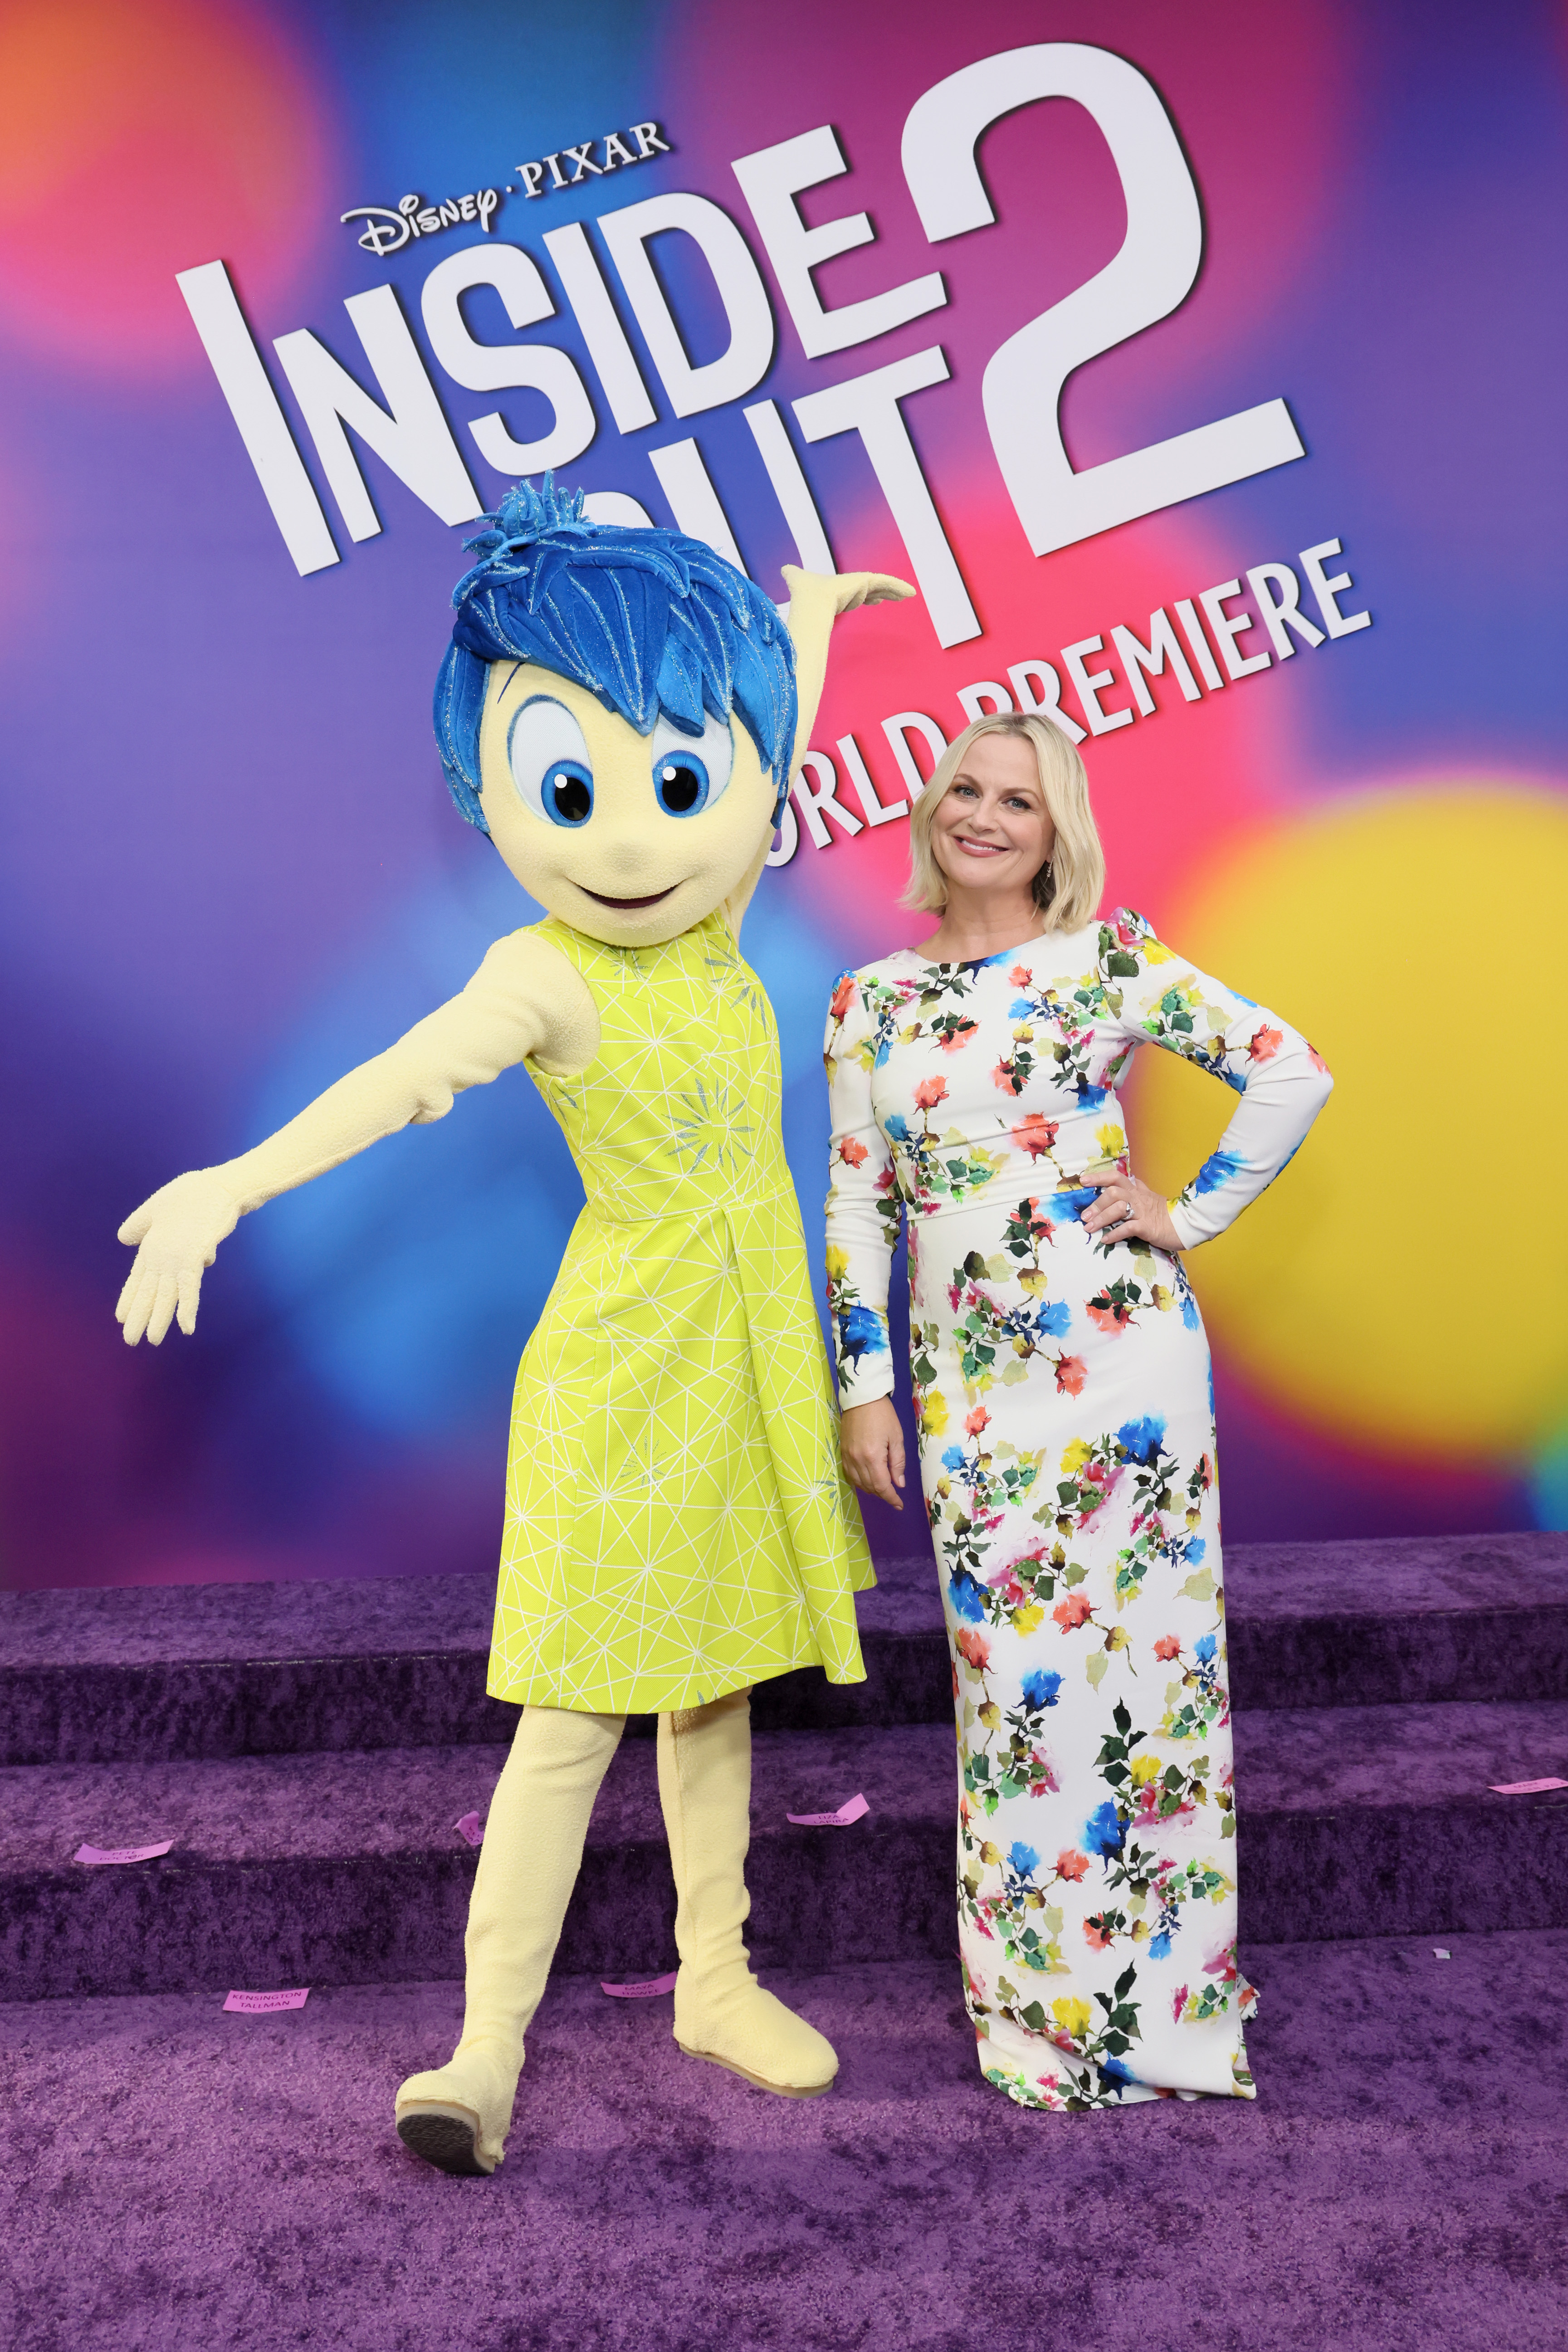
top-left (115, 480), bottom-right (911, 2176)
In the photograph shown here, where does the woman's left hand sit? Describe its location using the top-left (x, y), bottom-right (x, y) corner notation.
top-left (1081, 1168), bottom-right (1184, 1254)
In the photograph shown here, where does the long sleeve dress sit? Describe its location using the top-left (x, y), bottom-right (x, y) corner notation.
top-left (823, 907), bottom-right (1332, 2111)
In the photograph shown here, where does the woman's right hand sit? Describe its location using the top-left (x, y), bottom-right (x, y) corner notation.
top-left (840, 1396), bottom-right (908, 1512)
top-left (116, 1169), bottom-right (242, 1345)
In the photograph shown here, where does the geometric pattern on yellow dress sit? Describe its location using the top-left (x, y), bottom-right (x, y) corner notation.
top-left (488, 909), bottom-right (873, 1714)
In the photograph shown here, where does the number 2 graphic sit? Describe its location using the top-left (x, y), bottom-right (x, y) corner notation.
top-left (902, 44), bottom-right (1306, 557)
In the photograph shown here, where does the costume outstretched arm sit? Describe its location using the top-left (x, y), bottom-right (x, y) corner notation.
top-left (122, 559), bottom-right (913, 1342)
top-left (116, 930), bottom-right (597, 1346)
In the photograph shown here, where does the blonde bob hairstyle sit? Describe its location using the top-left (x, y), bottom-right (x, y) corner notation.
top-left (901, 712), bottom-right (1106, 932)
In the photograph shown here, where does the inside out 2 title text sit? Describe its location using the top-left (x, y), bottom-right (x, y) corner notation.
top-left (177, 42), bottom-right (1314, 666)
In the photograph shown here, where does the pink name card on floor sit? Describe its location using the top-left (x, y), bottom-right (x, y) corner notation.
top-left (74, 1840), bottom-right (174, 1866)
top-left (454, 1811), bottom-right (484, 1846)
top-left (224, 1988), bottom-right (310, 2014)
top-left (601, 1971), bottom-right (678, 1999)
top-left (786, 1792), bottom-right (869, 1828)
top-left (1489, 1777), bottom-right (1568, 1795)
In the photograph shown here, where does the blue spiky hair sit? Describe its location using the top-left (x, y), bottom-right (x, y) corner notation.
top-left (433, 478), bottom-right (797, 831)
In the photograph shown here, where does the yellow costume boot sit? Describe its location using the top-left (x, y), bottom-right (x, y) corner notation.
top-left (657, 1689), bottom-right (838, 2097)
top-left (396, 1703), bottom-right (624, 2175)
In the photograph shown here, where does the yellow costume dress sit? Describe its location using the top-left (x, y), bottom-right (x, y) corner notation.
top-left (488, 908), bottom-right (873, 1713)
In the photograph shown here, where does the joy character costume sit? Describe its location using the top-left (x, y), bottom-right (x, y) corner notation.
top-left (117, 481), bottom-right (912, 2175)
top-left (824, 917), bottom-right (1331, 2110)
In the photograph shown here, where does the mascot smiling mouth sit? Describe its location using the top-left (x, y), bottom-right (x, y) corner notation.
top-left (580, 884), bottom-right (678, 909)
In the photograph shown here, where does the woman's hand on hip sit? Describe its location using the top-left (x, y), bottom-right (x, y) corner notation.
top-left (1081, 1168), bottom-right (1184, 1254)
top-left (840, 1396), bottom-right (907, 1512)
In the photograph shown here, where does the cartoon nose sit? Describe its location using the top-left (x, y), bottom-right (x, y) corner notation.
top-left (598, 838), bottom-right (659, 881)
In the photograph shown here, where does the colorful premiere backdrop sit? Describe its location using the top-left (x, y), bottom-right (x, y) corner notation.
top-left (1, 0), bottom-right (1565, 1591)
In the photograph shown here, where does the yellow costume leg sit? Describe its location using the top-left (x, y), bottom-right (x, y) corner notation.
top-left (657, 1690), bottom-right (838, 2097)
top-left (395, 1703), bottom-right (624, 2176)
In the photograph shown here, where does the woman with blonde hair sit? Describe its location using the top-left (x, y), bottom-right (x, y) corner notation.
top-left (824, 712), bottom-right (1331, 2111)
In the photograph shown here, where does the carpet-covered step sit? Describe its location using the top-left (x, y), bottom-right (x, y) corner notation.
top-left (1232, 1695), bottom-right (1568, 1943)
top-left (0, 1573), bottom-right (512, 1770)
top-left (0, 1727), bottom-right (942, 2001)
top-left (0, 1566), bottom-right (940, 1766)
top-left (1223, 1532), bottom-right (1568, 1715)
top-left (5, 1703), bottom-right (1567, 2000)
top-left (5, 1533), bottom-right (1566, 1766)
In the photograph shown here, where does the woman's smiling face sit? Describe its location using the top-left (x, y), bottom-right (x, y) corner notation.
top-left (477, 661), bottom-right (777, 946)
top-left (929, 730), bottom-right (1055, 904)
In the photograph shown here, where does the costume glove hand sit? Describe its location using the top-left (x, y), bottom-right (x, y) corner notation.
top-left (116, 1169), bottom-right (242, 1345)
top-left (827, 570), bottom-right (915, 613)
top-left (781, 565), bottom-right (914, 618)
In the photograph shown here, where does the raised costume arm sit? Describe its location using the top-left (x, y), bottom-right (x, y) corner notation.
top-left (822, 974), bottom-right (901, 1408)
top-left (1102, 908), bottom-right (1333, 1248)
top-left (721, 567), bottom-right (914, 939)
top-left (116, 929), bottom-right (597, 1346)
top-left (781, 566), bottom-right (913, 759)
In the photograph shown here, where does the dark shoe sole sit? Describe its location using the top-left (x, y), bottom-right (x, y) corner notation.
top-left (396, 2107), bottom-right (496, 2176)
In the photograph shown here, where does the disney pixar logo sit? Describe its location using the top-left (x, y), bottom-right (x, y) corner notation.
top-left (342, 122), bottom-right (672, 256)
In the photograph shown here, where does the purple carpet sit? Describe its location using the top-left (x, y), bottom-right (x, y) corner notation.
top-left (5, 1708), bottom-right (1568, 2000)
top-left (3, 1533), bottom-right (1567, 2347)
top-left (5, 1532), bottom-right (1565, 1765)
top-left (4, 1938), bottom-right (1566, 2352)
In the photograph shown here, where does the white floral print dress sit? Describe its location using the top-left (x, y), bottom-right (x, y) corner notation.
top-left (824, 908), bottom-right (1332, 2110)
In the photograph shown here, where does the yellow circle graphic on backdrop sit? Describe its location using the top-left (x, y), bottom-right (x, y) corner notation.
top-left (1126, 784), bottom-right (1568, 1468)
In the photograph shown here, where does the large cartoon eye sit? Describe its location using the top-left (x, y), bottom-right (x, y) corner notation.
top-left (508, 696), bottom-right (595, 828)
top-left (649, 711), bottom-right (734, 818)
